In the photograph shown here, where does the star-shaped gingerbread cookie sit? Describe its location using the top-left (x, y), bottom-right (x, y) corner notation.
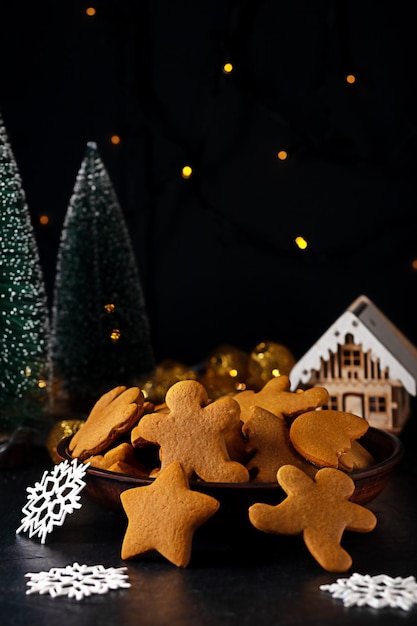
top-left (248, 464), bottom-right (377, 572)
top-left (132, 380), bottom-right (250, 482)
top-left (120, 461), bottom-right (220, 567)
top-left (234, 375), bottom-right (329, 423)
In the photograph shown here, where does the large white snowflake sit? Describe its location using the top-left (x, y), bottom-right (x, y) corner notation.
top-left (16, 459), bottom-right (89, 544)
top-left (320, 573), bottom-right (417, 610)
top-left (25, 562), bottom-right (131, 600)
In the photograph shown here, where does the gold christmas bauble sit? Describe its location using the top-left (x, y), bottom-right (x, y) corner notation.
top-left (138, 359), bottom-right (197, 404)
top-left (46, 419), bottom-right (85, 463)
top-left (248, 341), bottom-right (296, 389)
top-left (200, 344), bottom-right (250, 398)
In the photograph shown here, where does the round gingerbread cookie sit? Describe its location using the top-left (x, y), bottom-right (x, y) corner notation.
top-left (289, 409), bottom-right (369, 469)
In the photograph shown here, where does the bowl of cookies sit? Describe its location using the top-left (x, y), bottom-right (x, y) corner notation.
top-left (56, 376), bottom-right (403, 518)
top-left (55, 377), bottom-right (405, 570)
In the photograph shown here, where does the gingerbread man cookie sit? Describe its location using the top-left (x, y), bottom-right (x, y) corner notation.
top-left (242, 406), bottom-right (317, 482)
top-left (120, 461), bottom-right (220, 567)
top-left (69, 386), bottom-right (144, 461)
top-left (234, 375), bottom-right (329, 423)
top-left (132, 379), bottom-right (250, 482)
top-left (249, 464), bottom-right (377, 572)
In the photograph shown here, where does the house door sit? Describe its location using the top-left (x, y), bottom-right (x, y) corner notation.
top-left (343, 394), bottom-right (365, 417)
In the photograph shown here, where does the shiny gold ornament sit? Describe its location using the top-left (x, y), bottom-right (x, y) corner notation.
top-left (199, 344), bottom-right (250, 399)
top-left (46, 419), bottom-right (85, 463)
top-left (248, 341), bottom-right (296, 390)
top-left (137, 359), bottom-right (197, 404)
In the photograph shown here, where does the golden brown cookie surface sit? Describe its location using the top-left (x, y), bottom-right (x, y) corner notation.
top-left (338, 439), bottom-right (375, 472)
top-left (87, 442), bottom-right (148, 476)
top-left (234, 375), bottom-right (329, 423)
top-left (120, 461), bottom-right (220, 566)
top-left (248, 464), bottom-right (377, 572)
top-left (69, 386), bottom-right (144, 461)
top-left (107, 459), bottom-right (149, 477)
top-left (289, 409), bottom-right (369, 469)
top-left (134, 380), bottom-right (250, 483)
top-left (242, 406), bottom-right (317, 482)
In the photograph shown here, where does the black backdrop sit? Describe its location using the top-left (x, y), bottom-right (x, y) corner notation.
top-left (1, 0), bottom-right (417, 367)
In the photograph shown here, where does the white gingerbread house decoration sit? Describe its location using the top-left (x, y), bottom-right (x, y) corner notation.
top-left (289, 295), bottom-right (417, 433)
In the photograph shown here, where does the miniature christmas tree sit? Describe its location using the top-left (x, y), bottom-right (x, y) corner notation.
top-left (0, 114), bottom-right (51, 456)
top-left (50, 142), bottom-right (155, 414)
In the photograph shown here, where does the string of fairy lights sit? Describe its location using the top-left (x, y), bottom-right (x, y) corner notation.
top-left (36, 5), bottom-right (407, 267)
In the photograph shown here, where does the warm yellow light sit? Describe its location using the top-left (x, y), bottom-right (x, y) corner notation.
top-left (295, 236), bottom-right (308, 250)
top-left (86, 7), bottom-right (96, 16)
top-left (104, 303), bottom-right (115, 314)
top-left (25, 366), bottom-right (32, 377)
top-left (182, 165), bottom-right (193, 179)
top-left (346, 74), bottom-right (356, 84)
top-left (39, 215), bottom-right (49, 225)
top-left (110, 329), bottom-right (121, 342)
top-left (277, 150), bottom-right (288, 160)
top-left (271, 368), bottom-right (280, 377)
top-left (38, 379), bottom-right (47, 389)
top-left (111, 135), bottom-right (121, 145)
top-left (229, 369), bottom-right (238, 378)
top-left (223, 62), bottom-right (233, 74)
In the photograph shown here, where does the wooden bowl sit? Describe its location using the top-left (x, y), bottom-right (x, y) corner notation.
top-left (56, 427), bottom-right (403, 529)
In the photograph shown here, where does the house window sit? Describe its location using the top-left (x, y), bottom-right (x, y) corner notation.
top-left (368, 396), bottom-right (387, 413)
top-left (341, 344), bottom-right (363, 377)
top-left (329, 395), bottom-right (339, 410)
top-left (322, 395), bottom-right (339, 411)
top-left (342, 347), bottom-right (361, 367)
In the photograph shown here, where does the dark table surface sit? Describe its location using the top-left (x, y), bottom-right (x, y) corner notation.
top-left (1, 420), bottom-right (417, 626)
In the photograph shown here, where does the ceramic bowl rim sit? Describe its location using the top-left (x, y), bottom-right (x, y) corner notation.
top-left (56, 426), bottom-right (404, 491)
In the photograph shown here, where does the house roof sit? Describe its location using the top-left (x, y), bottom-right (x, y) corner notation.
top-left (289, 295), bottom-right (417, 396)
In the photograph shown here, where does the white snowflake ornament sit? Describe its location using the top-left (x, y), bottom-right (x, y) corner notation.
top-left (25, 562), bottom-right (130, 600)
top-left (320, 573), bottom-right (417, 611)
top-left (16, 459), bottom-right (89, 544)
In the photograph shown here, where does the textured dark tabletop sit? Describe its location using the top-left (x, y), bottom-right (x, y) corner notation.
top-left (1, 423), bottom-right (417, 626)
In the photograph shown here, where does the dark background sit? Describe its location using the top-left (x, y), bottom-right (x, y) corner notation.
top-left (1, 0), bottom-right (417, 368)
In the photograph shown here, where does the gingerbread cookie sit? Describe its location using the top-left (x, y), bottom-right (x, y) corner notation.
top-left (242, 406), bottom-right (317, 482)
top-left (248, 464), bottom-right (377, 572)
top-left (234, 375), bottom-right (329, 423)
top-left (133, 379), bottom-right (250, 483)
top-left (87, 442), bottom-right (148, 476)
top-left (338, 439), bottom-right (375, 472)
top-left (69, 386), bottom-right (144, 461)
top-left (289, 409), bottom-right (369, 469)
top-left (87, 442), bottom-right (135, 469)
top-left (120, 461), bottom-right (220, 566)
top-left (107, 459), bottom-right (149, 477)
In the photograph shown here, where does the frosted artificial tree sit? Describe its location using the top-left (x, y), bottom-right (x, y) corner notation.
top-left (0, 115), bottom-right (51, 465)
top-left (50, 142), bottom-right (155, 415)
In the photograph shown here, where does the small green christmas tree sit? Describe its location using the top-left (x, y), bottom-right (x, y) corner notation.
top-left (50, 142), bottom-right (155, 414)
top-left (0, 114), bottom-right (51, 446)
